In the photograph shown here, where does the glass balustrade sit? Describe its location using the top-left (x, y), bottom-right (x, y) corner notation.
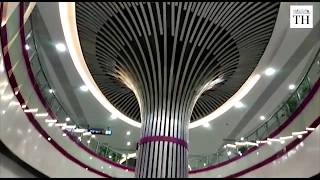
top-left (23, 7), bottom-right (135, 168)
top-left (189, 48), bottom-right (320, 170)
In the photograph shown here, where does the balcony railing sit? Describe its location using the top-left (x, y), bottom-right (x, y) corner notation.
top-left (189, 48), bottom-right (320, 170)
top-left (24, 6), bottom-right (136, 168)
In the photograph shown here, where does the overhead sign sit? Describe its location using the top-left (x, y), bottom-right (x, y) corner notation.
top-left (88, 127), bottom-right (112, 136)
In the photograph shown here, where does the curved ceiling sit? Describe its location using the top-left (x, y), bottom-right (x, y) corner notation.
top-left (75, 2), bottom-right (280, 123)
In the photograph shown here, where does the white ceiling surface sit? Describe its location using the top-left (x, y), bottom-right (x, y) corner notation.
top-left (34, 2), bottom-right (319, 155)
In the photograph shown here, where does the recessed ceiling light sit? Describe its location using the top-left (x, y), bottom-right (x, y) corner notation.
top-left (202, 122), bottom-right (210, 128)
top-left (259, 116), bottom-right (266, 121)
top-left (234, 101), bottom-right (245, 108)
top-left (2, 110), bottom-right (5, 114)
top-left (62, 133), bottom-right (66, 137)
top-left (264, 67), bottom-right (276, 76)
top-left (87, 140), bottom-right (90, 144)
top-left (55, 43), bottom-right (66, 52)
top-left (288, 84), bottom-right (295, 90)
top-left (49, 89), bottom-right (54, 94)
top-left (126, 141), bottom-right (131, 146)
top-left (240, 137), bottom-right (244, 141)
top-left (48, 122), bottom-right (54, 127)
top-left (109, 166), bottom-right (112, 169)
top-left (27, 129), bottom-right (31, 133)
top-left (110, 113), bottom-right (117, 120)
top-left (65, 117), bottom-right (70, 122)
top-left (89, 156), bottom-right (92, 160)
top-left (126, 131), bottom-right (131, 136)
top-left (47, 137), bottom-right (51, 141)
top-left (25, 44), bottom-right (30, 50)
top-left (203, 163), bottom-right (206, 166)
top-left (109, 155), bottom-right (112, 159)
top-left (101, 166), bottom-right (104, 169)
top-left (280, 140), bottom-right (285, 144)
top-left (80, 85), bottom-right (89, 92)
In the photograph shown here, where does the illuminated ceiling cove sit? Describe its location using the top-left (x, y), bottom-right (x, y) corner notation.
top-left (60, 2), bottom-right (280, 128)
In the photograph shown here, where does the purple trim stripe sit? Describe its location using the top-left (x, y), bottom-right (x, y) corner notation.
top-left (16, 2), bottom-right (134, 173)
top-left (139, 136), bottom-right (189, 149)
top-left (190, 78), bottom-right (320, 174)
top-left (226, 116), bottom-right (320, 178)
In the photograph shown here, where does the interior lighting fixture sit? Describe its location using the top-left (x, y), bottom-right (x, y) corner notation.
top-left (110, 113), bottom-right (118, 120)
top-left (202, 122), bottom-right (210, 128)
top-left (264, 67), bottom-right (276, 76)
top-left (280, 136), bottom-right (293, 140)
top-left (306, 127), bottom-right (315, 131)
top-left (234, 101), bottom-right (245, 108)
top-left (24, 108), bottom-right (38, 113)
top-left (267, 138), bottom-right (281, 142)
top-left (235, 142), bottom-right (247, 146)
top-left (35, 113), bottom-right (49, 117)
top-left (48, 123), bottom-right (54, 127)
top-left (288, 84), bottom-right (295, 90)
top-left (25, 44), bottom-right (30, 50)
top-left (226, 144), bottom-right (237, 149)
top-left (82, 131), bottom-right (92, 136)
top-left (256, 140), bottom-right (268, 144)
top-left (292, 131), bottom-right (308, 136)
top-left (267, 141), bottom-right (272, 145)
top-left (73, 128), bottom-right (86, 133)
top-left (55, 123), bottom-right (67, 127)
top-left (61, 125), bottom-right (76, 130)
top-left (227, 151), bottom-right (232, 156)
top-left (80, 85), bottom-right (89, 92)
top-left (55, 43), bottom-right (66, 52)
top-left (260, 115), bottom-right (266, 121)
top-left (45, 119), bottom-right (57, 123)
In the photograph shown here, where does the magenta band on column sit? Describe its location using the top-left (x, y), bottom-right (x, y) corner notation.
top-left (139, 136), bottom-right (189, 149)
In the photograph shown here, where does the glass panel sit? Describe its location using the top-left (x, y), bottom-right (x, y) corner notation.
top-left (297, 78), bottom-right (310, 101)
top-left (287, 93), bottom-right (299, 113)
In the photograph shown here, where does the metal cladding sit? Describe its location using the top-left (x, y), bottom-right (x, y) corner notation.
top-left (76, 2), bottom-right (280, 178)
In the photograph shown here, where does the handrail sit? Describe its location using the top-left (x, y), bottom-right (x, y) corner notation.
top-left (189, 47), bottom-right (320, 169)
